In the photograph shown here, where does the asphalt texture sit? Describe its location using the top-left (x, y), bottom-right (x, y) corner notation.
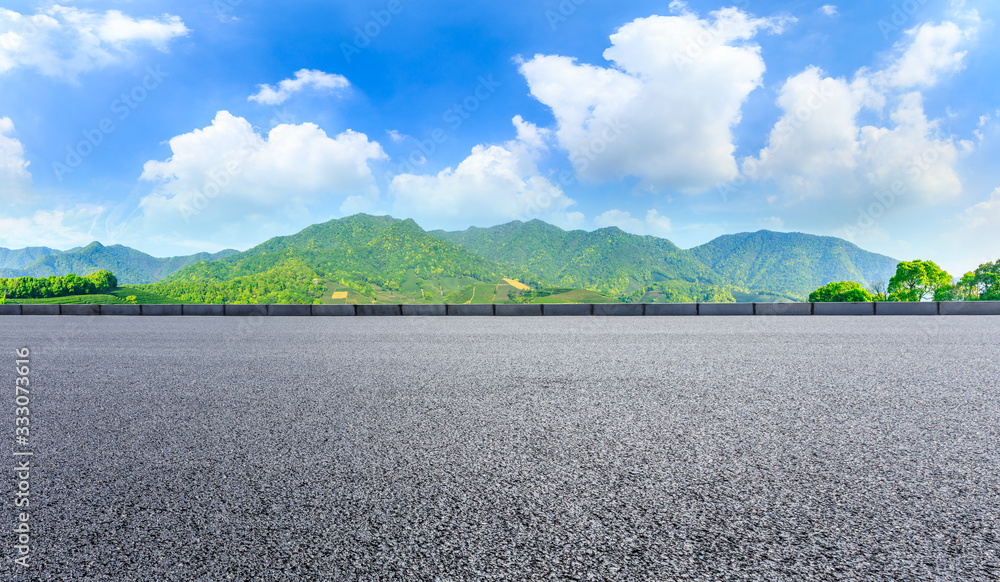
top-left (1, 316), bottom-right (998, 581)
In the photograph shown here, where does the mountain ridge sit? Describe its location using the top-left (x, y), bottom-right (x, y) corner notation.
top-left (2, 214), bottom-right (901, 303)
top-left (0, 242), bottom-right (240, 284)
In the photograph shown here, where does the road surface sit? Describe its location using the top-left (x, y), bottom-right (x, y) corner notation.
top-left (2, 316), bottom-right (997, 580)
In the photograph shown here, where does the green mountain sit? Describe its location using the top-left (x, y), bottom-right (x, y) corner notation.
top-left (688, 230), bottom-right (900, 300)
top-left (430, 219), bottom-right (722, 296)
top-left (0, 242), bottom-right (239, 284)
top-left (153, 214), bottom-right (511, 304)
top-left (0, 246), bottom-right (61, 270)
top-left (3, 216), bottom-right (902, 305)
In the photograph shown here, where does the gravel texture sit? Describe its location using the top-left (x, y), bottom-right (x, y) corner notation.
top-left (2, 316), bottom-right (998, 581)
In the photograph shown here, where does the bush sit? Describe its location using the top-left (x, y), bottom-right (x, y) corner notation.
top-left (809, 281), bottom-right (875, 303)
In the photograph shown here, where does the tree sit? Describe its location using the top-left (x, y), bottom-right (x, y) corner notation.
top-left (809, 281), bottom-right (875, 303)
top-left (887, 260), bottom-right (952, 302)
top-left (971, 260), bottom-right (1000, 300)
top-left (867, 279), bottom-right (887, 301)
top-left (86, 270), bottom-right (118, 293)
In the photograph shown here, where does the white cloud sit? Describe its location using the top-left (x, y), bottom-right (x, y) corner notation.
top-left (593, 209), bottom-right (673, 237)
top-left (0, 117), bottom-right (31, 201)
top-left (139, 111), bottom-right (386, 229)
top-left (820, 5), bottom-right (838, 16)
top-left (878, 20), bottom-right (977, 89)
top-left (743, 15), bottom-right (976, 208)
top-left (390, 116), bottom-right (576, 228)
top-left (0, 6), bottom-right (188, 79)
top-left (0, 206), bottom-right (104, 249)
top-left (519, 7), bottom-right (792, 193)
top-left (248, 69), bottom-right (350, 106)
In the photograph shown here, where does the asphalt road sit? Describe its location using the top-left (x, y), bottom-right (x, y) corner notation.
top-left (1, 316), bottom-right (998, 581)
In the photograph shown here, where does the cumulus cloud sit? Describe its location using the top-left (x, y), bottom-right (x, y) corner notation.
top-left (593, 209), bottom-right (673, 237)
top-left (139, 111), bottom-right (386, 228)
top-left (877, 20), bottom-right (977, 89)
top-left (248, 69), bottom-right (350, 105)
top-left (390, 116), bottom-right (577, 228)
top-left (820, 5), bottom-right (838, 16)
top-left (0, 6), bottom-right (188, 79)
top-left (742, 15), bottom-right (977, 207)
top-left (519, 7), bottom-right (792, 193)
top-left (0, 117), bottom-right (31, 202)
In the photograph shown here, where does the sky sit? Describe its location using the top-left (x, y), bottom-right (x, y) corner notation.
top-left (0, 0), bottom-right (997, 276)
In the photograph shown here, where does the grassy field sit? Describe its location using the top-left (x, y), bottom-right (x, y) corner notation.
top-left (8, 285), bottom-right (186, 305)
top-left (8, 294), bottom-right (127, 305)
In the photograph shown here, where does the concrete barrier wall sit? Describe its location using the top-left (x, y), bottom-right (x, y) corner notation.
top-left (755, 303), bottom-right (812, 316)
top-left (543, 304), bottom-right (593, 316)
top-left (699, 303), bottom-right (754, 316)
top-left (101, 305), bottom-right (141, 316)
top-left (358, 305), bottom-right (402, 316)
top-left (60, 304), bottom-right (101, 315)
top-left (447, 304), bottom-right (494, 316)
top-left (267, 305), bottom-right (311, 316)
top-left (183, 304), bottom-right (224, 316)
top-left (495, 304), bottom-right (542, 316)
top-left (21, 305), bottom-right (60, 315)
top-left (141, 304), bottom-right (182, 316)
top-left (645, 303), bottom-right (698, 316)
top-left (939, 301), bottom-right (1000, 315)
top-left (312, 305), bottom-right (356, 316)
top-left (402, 305), bottom-right (447, 316)
top-left (11, 301), bottom-right (1000, 316)
top-left (813, 302), bottom-right (875, 316)
top-left (225, 305), bottom-right (267, 316)
top-left (594, 304), bottom-right (643, 316)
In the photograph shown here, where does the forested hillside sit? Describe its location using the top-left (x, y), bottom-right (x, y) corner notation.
top-left (0, 242), bottom-right (238, 284)
top-left (688, 231), bottom-right (899, 299)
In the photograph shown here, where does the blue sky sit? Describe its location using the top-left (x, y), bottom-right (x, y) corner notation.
top-left (0, 0), bottom-right (997, 277)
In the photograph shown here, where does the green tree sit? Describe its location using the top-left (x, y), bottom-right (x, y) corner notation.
top-left (887, 260), bottom-right (952, 302)
top-left (86, 270), bottom-right (118, 293)
top-left (809, 281), bottom-right (875, 302)
top-left (970, 260), bottom-right (1000, 300)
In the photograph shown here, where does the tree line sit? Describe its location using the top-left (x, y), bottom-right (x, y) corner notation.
top-left (0, 271), bottom-right (118, 301)
top-left (810, 259), bottom-right (999, 302)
